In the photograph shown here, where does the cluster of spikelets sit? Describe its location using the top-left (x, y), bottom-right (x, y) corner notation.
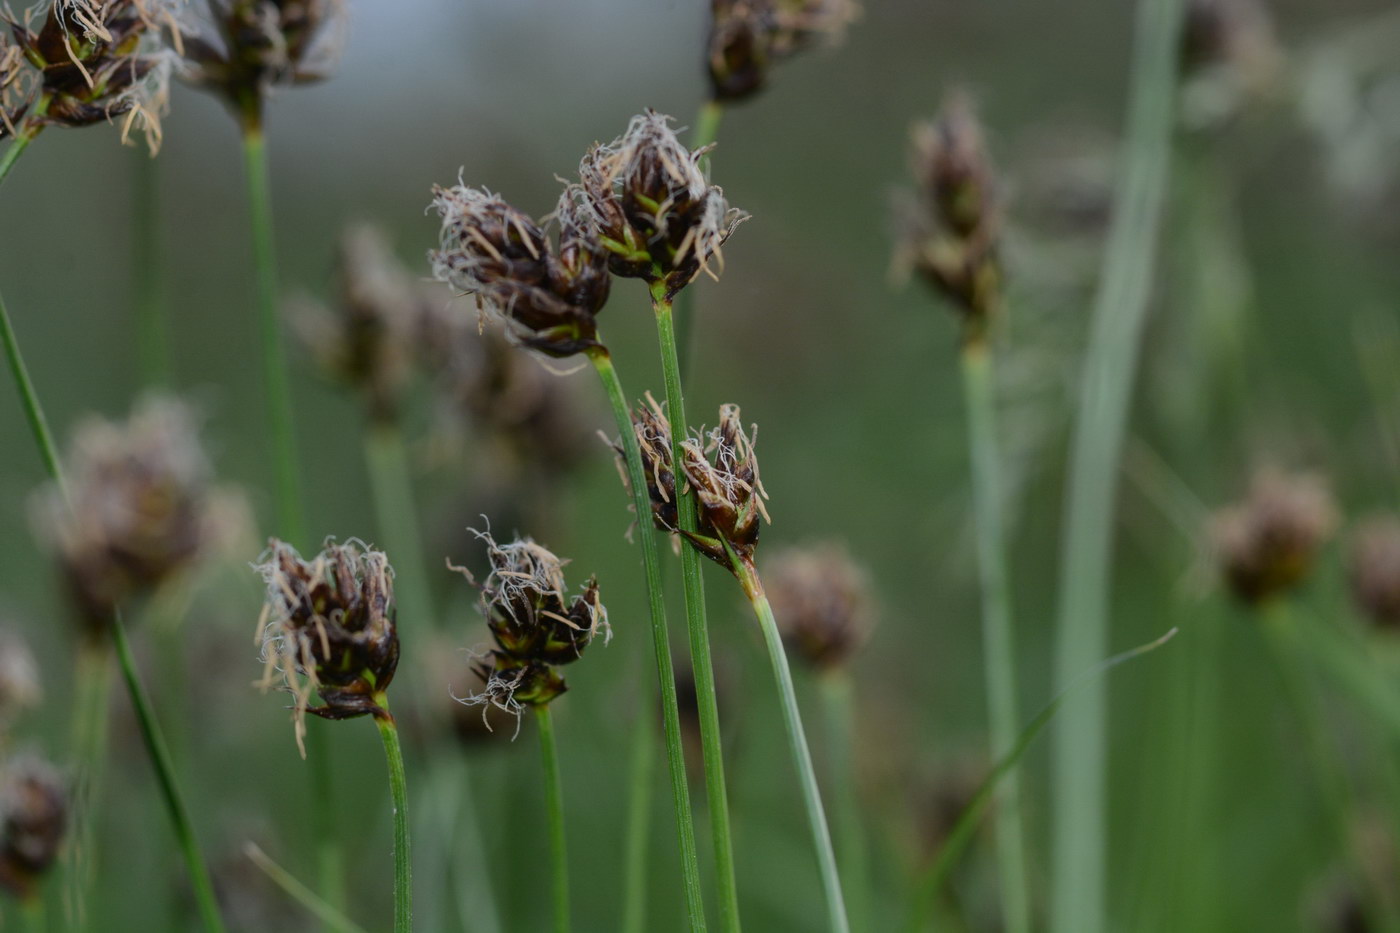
top-left (0, 630), bottom-right (65, 906)
top-left (707, 0), bottom-right (858, 101)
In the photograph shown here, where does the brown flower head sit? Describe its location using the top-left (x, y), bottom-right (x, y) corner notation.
top-left (452, 531), bottom-right (608, 722)
top-left (614, 392), bottom-right (680, 537)
top-left (1348, 516), bottom-right (1400, 630)
top-left (1179, 0), bottom-right (1281, 128)
top-left (295, 224), bottom-right (426, 425)
top-left (707, 0), bottom-right (857, 103)
top-left (767, 543), bottom-right (874, 670)
top-left (580, 110), bottom-right (747, 300)
top-left (39, 396), bottom-right (217, 634)
top-left (255, 539), bottom-right (399, 752)
top-left (429, 184), bottom-right (611, 359)
top-left (1212, 469), bottom-right (1338, 605)
top-left (896, 93), bottom-right (1002, 338)
top-left (678, 404), bottom-right (770, 570)
top-left (2, 0), bottom-right (174, 149)
top-left (180, 0), bottom-right (346, 126)
top-left (0, 629), bottom-right (41, 733)
top-left (0, 756), bottom-right (67, 902)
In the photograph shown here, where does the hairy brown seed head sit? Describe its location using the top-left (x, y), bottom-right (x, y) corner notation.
top-left (678, 404), bottom-right (770, 570)
top-left (0, 756), bottom-right (67, 902)
top-left (616, 393), bottom-right (681, 536)
top-left (706, 0), bottom-right (857, 103)
top-left (767, 543), bottom-right (874, 670)
top-left (254, 539), bottom-right (399, 752)
top-left (1348, 516), bottom-right (1400, 630)
top-left (1212, 469), bottom-right (1338, 605)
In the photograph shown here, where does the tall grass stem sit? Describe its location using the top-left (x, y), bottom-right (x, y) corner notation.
top-left (364, 424), bottom-right (434, 631)
top-left (535, 705), bottom-right (569, 933)
top-left (374, 706), bottom-right (412, 933)
top-left (621, 688), bottom-right (657, 933)
top-left (819, 673), bottom-right (868, 933)
top-left (245, 844), bottom-right (367, 933)
top-left (1048, 1), bottom-right (1184, 930)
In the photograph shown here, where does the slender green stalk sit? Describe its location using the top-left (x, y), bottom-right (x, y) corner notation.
top-left (1, 288), bottom-right (67, 500)
top-left (373, 704), bottom-right (412, 933)
top-left (651, 288), bottom-right (742, 933)
top-left (534, 705), bottom-right (569, 933)
top-left (239, 127), bottom-right (306, 548)
top-left (65, 639), bottom-right (113, 931)
top-left (621, 687), bottom-right (657, 933)
top-left (0, 98), bottom-right (47, 188)
top-left (110, 618), bottom-right (225, 933)
top-left (586, 345), bottom-right (708, 932)
top-left (819, 673), bottom-right (868, 933)
top-left (445, 753), bottom-right (504, 933)
top-left (909, 628), bottom-right (1180, 932)
top-left (20, 899), bottom-right (43, 933)
top-left (133, 151), bottom-right (170, 386)
top-left (732, 560), bottom-right (848, 933)
top-left (676, 100), bottom-right (725, 364)
top-left (1048, 1), bottom-right (1184, 931)
top-left (244, 844), bottom-right (367, 933)
top-left (363, 423), bottom-right (434, 631)
top-left (959, 341), bottom-right (1029, 933)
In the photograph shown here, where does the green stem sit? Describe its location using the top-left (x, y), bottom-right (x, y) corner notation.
top-left (651, 290), bottom-right (742, 933)
top-left (132, 150), bottom-right (170, 386)
top-left (621, 684), bottom-right (657, 933)
top-left (959, 341), bottom-right (1029, 933)
top-left (20, 898), bottom-right (43, 933)
top-left (586, 346), bottom-right (708, 932)
top-left (535, 705), bottom-right (569, 933)
top-left (65, 639), bottom-right (113, 931)
top-left (363, 423), bottom-right (434, 631)
top-left (676, 100), bottom-right (724, 365)
top-left (240, 126), bottom-right (305, 548)
top-left (819, 673), bottom-right (868, 933)
top-left (735, 561), bottom-right (848, 933)
top-left (374, 704), bottom-right (412, 933)
top-left (110, 617), bottom-right (225, 933)
top-left (1, 287), bottom-right (67, 501)
top-left (1049, 1), bottom-right (1183, 931)
top-left (0, 99), bottom-right (47, 189)
top-left (244, 844), bottom-right (368, 933)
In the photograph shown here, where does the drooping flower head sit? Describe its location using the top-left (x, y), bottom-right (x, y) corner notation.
top-left (429, 184), bottom-right (611, 359)
top-left (180, 0), bottom-right (346, 126)
top-left (0, 756), bottom-right (67, 902)
top-left (452, 530), bottom-right (608, 723)
top-left (707, 0), bottom-right (857, 103)
top-left (580, 110), bottom-right (747, 300)
top-left (255, 539), bottom-right (399, 753)
top-left (1212, 469), bottom-right (1338, 605)
top-left (767, 543), bottom-right (874, 671)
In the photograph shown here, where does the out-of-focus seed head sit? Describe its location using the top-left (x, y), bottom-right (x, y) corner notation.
top-left (582, 110), bottom-right (747, 300)
top-left (1348, 516), bottom-right (1400, 630)
top-left (0, 629), bottom-right (41, 733)
top-left (895, 93), bottom-right (1002, 339)
top-left (254, 539), bottom-right (399, 753)
top-left (452, 530), bottom-right (608, 721)
top-left (767, 543), bottom-right (874, 670)
top-left (1180, 0), bottom-right (1282, 128)
top-left (429, 185), bottom-right (608, 359)
top-left (706, 0), bottom-right (857, 103)
top-left (0, 756), bottom-right (67, 902)
top-left (678, 404), bottom-right (770, 570)
top-left (295, 224), bottom-right (424, 425)
top-left (3, 0), bottom-right (175, 150)
top-left (39, 397), bottom-right (216, 635)
top-left (180, 0), bottom-right (346, 125)
top-left (1211, 469), bottom-right (1338, 605)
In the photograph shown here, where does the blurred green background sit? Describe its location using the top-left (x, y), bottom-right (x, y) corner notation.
top-left (3, 0), bottom-right (1400, 929)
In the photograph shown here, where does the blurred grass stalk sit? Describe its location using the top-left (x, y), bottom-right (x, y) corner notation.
top-left (585, 344), bottom-right (710, 933)
top-left (1048, 0), bottom-right (1184, 930)
top-left (363, 423), bottom-right (434, 631)
top-left (651, 287), bottom-right (743, 933)
top-left (132, 150), bottom-right (170, 387)
top-left (959, 338), bottom-right (1029, 933)
top-left (819, 672), bottom-right (869, 933)
top-left (535, 705), bottom-right (570, 933)
top-left (621, 690), bottom-right (657, 933)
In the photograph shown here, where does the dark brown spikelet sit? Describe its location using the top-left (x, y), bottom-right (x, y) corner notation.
top-left (615, 393), bottom-right (680, 537)
top-left (896, 93), bottom-right (1002, 341)
top-left (767, 543), bottom-right (874, 671)
top-left (255, 539), bottom-right (399, 752)
top-left (678, 404), bottom-right (770, 571)
top-left (429, 185), bottom-right (610, 359)
top-left (580, 110), bottom-right (747, 300)
top-left (707, 0), bottom-right (857, 103)
top-left (452, 531), bottom-right (609, 720)
top-left (1211, 469), bottom-right (1338, 605)
top-left (0, 757), bottom-right (67, 902)
top-left (1348, 516), bottom-right (1400, 630)
top-left (180, 0), bottom-right (346, 126)
top-left (39, 397), bottom-right (217, 635)
top-left (2, 0), bottom-right (173, 149)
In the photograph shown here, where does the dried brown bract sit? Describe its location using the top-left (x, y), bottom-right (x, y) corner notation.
top-left (616, 392), bottom-right (680, 537)
top-left (1212, 469), bottom-right (1338, 605)
top-left (1348, 516), bottom-right (1400, 630)
top-left (0, 629), bottom-right (40, 734)
top-left (254, 539), bottom-right (399, 753)
top-left (39, 397), bottom-right (218, 635)
top-left (895, 93), bottom-right (1002, 340)
top-left (707, 0), bottom-right (857, 103)
top-left (2, 0), bottom-right (174, 149)
top-left (581, 110), bottom-right (747, 300)
top-left (180, 0), bottom-right (346, 126)
top-left (678, 404), bottom-right (770, 570)
top-left (0, 756), bottom-right (67, 902)
top-left (429, 185), bottom-right (611, 359)
top-left (767, 543), bottom-right (874, 671)
top-left (452, 531), bottom-right (608, 721)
